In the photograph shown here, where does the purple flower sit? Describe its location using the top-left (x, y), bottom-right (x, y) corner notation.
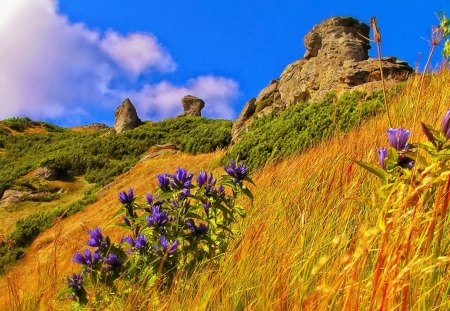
top-left (146, 193), bottom-right (153, 205)
top-left (156, 236), bottom-right (179, 255)
top-left (197, 171), bottom-right (207, 186)
top-left (134, 234), bottom-right (147, 250)
top-left (87, 227), bottom-right (110, 248)
top-left (386, 128), bottom-right (410, 150)
top-left (119, 188), bottom-right (134, 204)
top-left (67, 273), bottom-right (83, 291)
top-left (103, 253), bottom-right (123, 271)
top-left (442, 109), bottom-right (450, 140)
top-left (72, 249), bottom-right (99, 271)
top-left (157, 173), bottom-right (171, 191)
top-left (146, 206), bottom-right (169, 227)
top-left (378, 148), bottom-right (388, 170)
top-left (123, 216), bottom-right (131, 227)
top-left (171, 168), bottom-right (193, 190)
top-left (224, 160), bottom-right (247, 182)
top-left (123, 234), bottom-right (147, 251)
top-left (73, 251), bottom-right (86, 265)
top-left (203, 202), bottom-right (210, 217)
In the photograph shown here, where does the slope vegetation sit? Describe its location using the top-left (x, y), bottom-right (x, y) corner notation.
top-left (1, 69), bottom-right (450, 310)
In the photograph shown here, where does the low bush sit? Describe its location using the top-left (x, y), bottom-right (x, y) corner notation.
top-left (226, 90), bottom-right (386, 172)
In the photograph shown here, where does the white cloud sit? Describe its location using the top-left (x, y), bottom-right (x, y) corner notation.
top-left (0, 0), bottom-right (238, 124)
top-left (101, 31), bottom-right (176, 77)
top-left (129, 76), bottom-right (239, 120)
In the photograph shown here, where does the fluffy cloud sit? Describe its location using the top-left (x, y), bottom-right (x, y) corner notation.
top-left (130, 76), bottom-right (238, 120)
top-left (0, 0), bottom-right (238, 124)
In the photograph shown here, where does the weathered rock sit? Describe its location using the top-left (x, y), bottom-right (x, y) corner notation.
top-left (0, 190), bottom-right (29, 207)
top-left (33, 167), bottom-right (58, 181)
top-left (179, 95), bottom-right (205, 117)
top-left (231, 98), bottom-right (256, 142)
top-left (231, 16), bottom-right (413, 142)
top-left (114, 98), bottom-right (142, 133)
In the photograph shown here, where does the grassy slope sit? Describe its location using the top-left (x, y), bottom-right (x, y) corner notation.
top-left (1, 70), bottom-right (450, 309)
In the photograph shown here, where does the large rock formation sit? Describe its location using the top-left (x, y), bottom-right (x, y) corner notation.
top-left (179, 95), bottom-right (205, 117)
top-left (232, 16), bottom-right (413, 142)
top-left (114, 98), bottom-right (142, 133)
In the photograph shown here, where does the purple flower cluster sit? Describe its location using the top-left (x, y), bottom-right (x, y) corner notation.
top-left (87, 227), bottom-right (111, 249)
top-left (73, 249), bottom-right (100, 272)
top-left (146, 206), bottom-right (169, 227)
top-left (224, 160), bottom-right (247, 183)
top-left (67, 273), bottom-right (83, 291)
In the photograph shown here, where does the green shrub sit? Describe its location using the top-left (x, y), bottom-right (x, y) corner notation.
top-left (2, 117), bottom-right (33, 132)
top-left (226, 90), bottom-right (385, 172)
top-left (0, 117), bottom-right (232, 194)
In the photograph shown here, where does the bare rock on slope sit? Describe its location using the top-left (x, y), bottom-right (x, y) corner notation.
top-left (232, 16), bottom-right (413, 142)
top-left (114, 98), bottom-right (142, 133)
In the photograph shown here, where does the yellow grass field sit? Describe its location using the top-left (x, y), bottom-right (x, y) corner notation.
top-left (1, 69), bottom-right (450, 310)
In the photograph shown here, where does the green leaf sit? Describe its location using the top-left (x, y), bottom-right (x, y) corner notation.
top-left (354, 160), bottom-right (388, 183)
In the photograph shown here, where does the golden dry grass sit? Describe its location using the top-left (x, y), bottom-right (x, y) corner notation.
top-left (1, 69), bottom-right (450, 310)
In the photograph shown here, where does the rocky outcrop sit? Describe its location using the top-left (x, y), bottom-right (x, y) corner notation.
top-left (32, 167), bottom-right (58, 181)
top-left (179, 95), bottom-right (205, 117)
top-left (232, 16), bottom-right (413, 142)
top-left (114, 98), bottom-right (142, 133)
top-left (0, 190), bottom-right (29, 207)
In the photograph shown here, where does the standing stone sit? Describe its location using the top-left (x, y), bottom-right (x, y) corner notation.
top-left (114, 98), bottom-right (142, 133)
top-left (179, 95), bottom-right (205, 117)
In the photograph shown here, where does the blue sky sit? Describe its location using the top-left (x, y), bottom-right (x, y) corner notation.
top-left (0, 0), bottom-right (449, 126)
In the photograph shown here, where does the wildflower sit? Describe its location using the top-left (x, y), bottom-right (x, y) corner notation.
top-left (122, 216), bottom-right (131, 227)
top-left (118, 188), bottom-right (134, 204)
top-left (157, 173), bottom-right (171, 191)
top-left (203, 202), bottom-right (210, 217)
top-left (171, 168), bottom-right (193, 190)
top-left (386, 128), bottom-right (410, 150)
top-left (67, 273), bottom-right (83, 291)
top-left (72, 249), bottom-right (99, 271)
top-left (87, 227), bottom-right (110, 248)
top-left (197, 171), bottom-right (207, 186)
top-left (441, 109), bottom-right (450, 139)
top-left (146, 206), bottom-right (169, 227)
top-left (103, 253), bottom-right (123, 271)
top-left (224, 160), bottom-right (247, 182)
top-left (186, 219), bottom-right (209, 236)
top-left (155, 236), bottom-right (179, 255)
top-left (378, 147), bottom-right (388, 170)
top-left (123, 234), bottom-right (147, 251)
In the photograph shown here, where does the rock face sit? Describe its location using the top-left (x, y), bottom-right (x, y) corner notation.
top-left (0, 190), bottom-right (29, 207)
top-left (33, 167), bottom-right (58, 181)
top-left (114, 98), bottom-right (142, 133)
top-left (231, 16), bottom-right (413, 142)
top-left (179, 95), bottom-right (205, 117)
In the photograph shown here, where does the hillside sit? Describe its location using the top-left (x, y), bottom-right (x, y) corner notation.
top-left (0, 68), bottom-right (449, 309)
